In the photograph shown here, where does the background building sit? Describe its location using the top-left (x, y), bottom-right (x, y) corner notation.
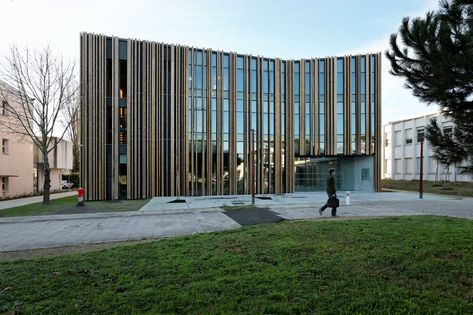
top-left (0, 81), bottom-right (34, 199)
top-left (34, 137), bottom-right (73, 193)
top-left (383, 113), bottom-right (472, 182)
top-left (0, 80), bottom-right (73, 199)
top-left (80, 33), bottom-right (382, 200)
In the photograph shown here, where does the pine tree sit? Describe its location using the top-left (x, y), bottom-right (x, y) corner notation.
top-left (425, 118), bottom-right (466, 179)
top-left (386, 0), bottom-right (473, 174)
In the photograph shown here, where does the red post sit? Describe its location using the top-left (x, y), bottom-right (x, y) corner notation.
top-left (251, 129), bottom-right (255, 205)
top-left (419, 139), bottom-right (424, 199)
top-left (77, 187), bottom-right (85, 206)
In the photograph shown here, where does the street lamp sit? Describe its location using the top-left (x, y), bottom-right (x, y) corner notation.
top-left (419, 138), bottom-right (424, 199)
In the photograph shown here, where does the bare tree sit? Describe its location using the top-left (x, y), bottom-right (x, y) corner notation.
top-left (0, 46), bottom-right (77, 205)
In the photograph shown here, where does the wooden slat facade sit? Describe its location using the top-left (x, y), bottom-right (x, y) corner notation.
top-left (80, 33), bottom-right (382, 200)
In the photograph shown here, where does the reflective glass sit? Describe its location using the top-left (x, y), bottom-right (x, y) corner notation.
top-left (237, 99), bottom-right (243, 112)
top-left (224, 68), bottom-right (229, 91)
top-left (223, 113), bottom-right (229, 134)
top-left (237, 56), bottom-right (244, 69)
top-left (237, 112), bottom-right (244, 133)
top-left (223, 54), bottom-right (229, 68)
top-left (237, 70), bottom-right (244, 92)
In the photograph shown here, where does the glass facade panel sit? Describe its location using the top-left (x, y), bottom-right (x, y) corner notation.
top-left (337, 58), bottom-right (344, 154)
top-left (360, 56), bottom-right (366, 154)
top-left (319, 59), bottom-right (325, 154)
top-left (351, 57), bottom-right (356, 154)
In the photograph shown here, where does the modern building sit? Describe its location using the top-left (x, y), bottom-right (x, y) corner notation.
top-left (383, 113), bottom-right (472, 182)
top-left (80, 33), bottom-right (382, 200)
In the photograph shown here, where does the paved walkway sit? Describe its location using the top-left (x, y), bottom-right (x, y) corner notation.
top-left (0, 192), bottom-right (471, 252)
top-left (0, 191), bottom-right (76, 210)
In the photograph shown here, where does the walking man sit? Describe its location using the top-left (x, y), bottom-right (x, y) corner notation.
top-left (319, 168), bottom-right (338, 217)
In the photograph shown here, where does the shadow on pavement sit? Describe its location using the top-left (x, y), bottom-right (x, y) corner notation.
top-left (224, 207), bottom-right (285, 226)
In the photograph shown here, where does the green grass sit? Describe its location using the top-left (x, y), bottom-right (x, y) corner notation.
top-left (382, 179), bottom-right (473, 197)
top-left (1, 216), bottom-right (472, 314)
top-left (0, 196), bottom-right (149, 218)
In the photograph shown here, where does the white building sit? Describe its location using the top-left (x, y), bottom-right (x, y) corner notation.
top-left (383, 113), bottom-right (472, 182)
top-left (34, 137), bottom-right (73, 193)
top-left (1, 80), bottom-right (73, 199)
top-left (0, 81), bottom-right (34, 199)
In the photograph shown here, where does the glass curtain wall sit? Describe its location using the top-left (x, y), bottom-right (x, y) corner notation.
top-left (281, 61), bottom-right (286, 192)
top-left (304, 61), bottom-right (311, 155)
top-left (223, 54), bottom-right (230, 194)
top-left (371, 55), bottom-right (376, 153)
top-left (351, 57), bottom-right (356, 154)
top-left (294, 61), bottom-right (300, 155)
top-left (336, 58), bottom-right (344, 154)
top-left (185, 51), bottom-right (376, 195)
top-left (211, 52), bottom-right (217, 195)
top-left (319, 59), bottom-right (325, 154)
top-left (236, 56), bottom-right (245, 194)
top-left (360, 56), bottom-right (366, 153)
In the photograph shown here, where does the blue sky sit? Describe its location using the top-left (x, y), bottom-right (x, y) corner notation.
top-left (0, 0), bottom-right (440, 124)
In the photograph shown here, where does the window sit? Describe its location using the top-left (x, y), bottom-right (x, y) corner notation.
top-left (429, 157), bottom-right (438, 173)
top-left (119, 107), bottom-right (127, 128)
top-left (443, 126), bottom-right (453, 138)
top-left (2, 139), bottom-right (9, 154)
top-left (405, 158), bottom-right (413, 174)
top-left (1, 100), bottom-right (7, 116)
top-left (416, 157), bottom-right (423, 174)
top-left (1, 177), bottom-right (8, 192)
top-left (394, 131), bottom-right (402, 146)
top-left (394, 158), bottom-right (402, 174)
top-left (405, 128), bottom-right (412, 145)
top-left (417, 127), bottom-right (425, 142)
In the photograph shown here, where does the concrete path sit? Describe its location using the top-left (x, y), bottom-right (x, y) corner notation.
top-left (0, 192), bottom-right (471, 252)
top-left (0, 191), bottom-right (76, 210)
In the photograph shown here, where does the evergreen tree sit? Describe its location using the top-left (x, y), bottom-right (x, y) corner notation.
top-left (386, 0), bottom-right (473, 174)
top-left (425, 118), bottom-right (466, 179)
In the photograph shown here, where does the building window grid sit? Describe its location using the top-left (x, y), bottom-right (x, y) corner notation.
top-left (351, 57), bottom-right (357, 154)
top-left (305, 60), bottom-right (310, 155)
top-left (417, 127), bottom-right (425, 142)
top-left (1, 100), bottom-right (7, 116)
top-left (336, 58), bottom-right (344, 154)
top-left (319, 59), bottom-right (325, 154)
top-left (2, 139), bottom-right (9, 155)
top-left (360, 56), bottom-right (366, 154)
top-left (1, 177), bottom-right (8, 192)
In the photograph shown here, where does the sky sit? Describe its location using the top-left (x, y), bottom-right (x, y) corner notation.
top-left (0, 0), bottom-right (441, 125)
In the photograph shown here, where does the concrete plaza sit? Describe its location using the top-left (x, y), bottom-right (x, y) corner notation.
top-left (0, 191), bottom-right (472, 252)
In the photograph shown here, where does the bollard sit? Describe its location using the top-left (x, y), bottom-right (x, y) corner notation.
top-left (345, 191), bottom-right (351, 206)
top-left (77, 187), bottom-right (85, 207)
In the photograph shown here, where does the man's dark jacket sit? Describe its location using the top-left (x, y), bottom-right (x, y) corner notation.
top-left (326, 175), bottom-right (336, 195)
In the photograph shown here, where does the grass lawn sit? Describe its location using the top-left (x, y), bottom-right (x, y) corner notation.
top-left (382, 179), bottom-right (473, 197)
top-left (1, 216), bottom-right (472, 314)
top-left (0, 196), bottom-right (150, 218)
